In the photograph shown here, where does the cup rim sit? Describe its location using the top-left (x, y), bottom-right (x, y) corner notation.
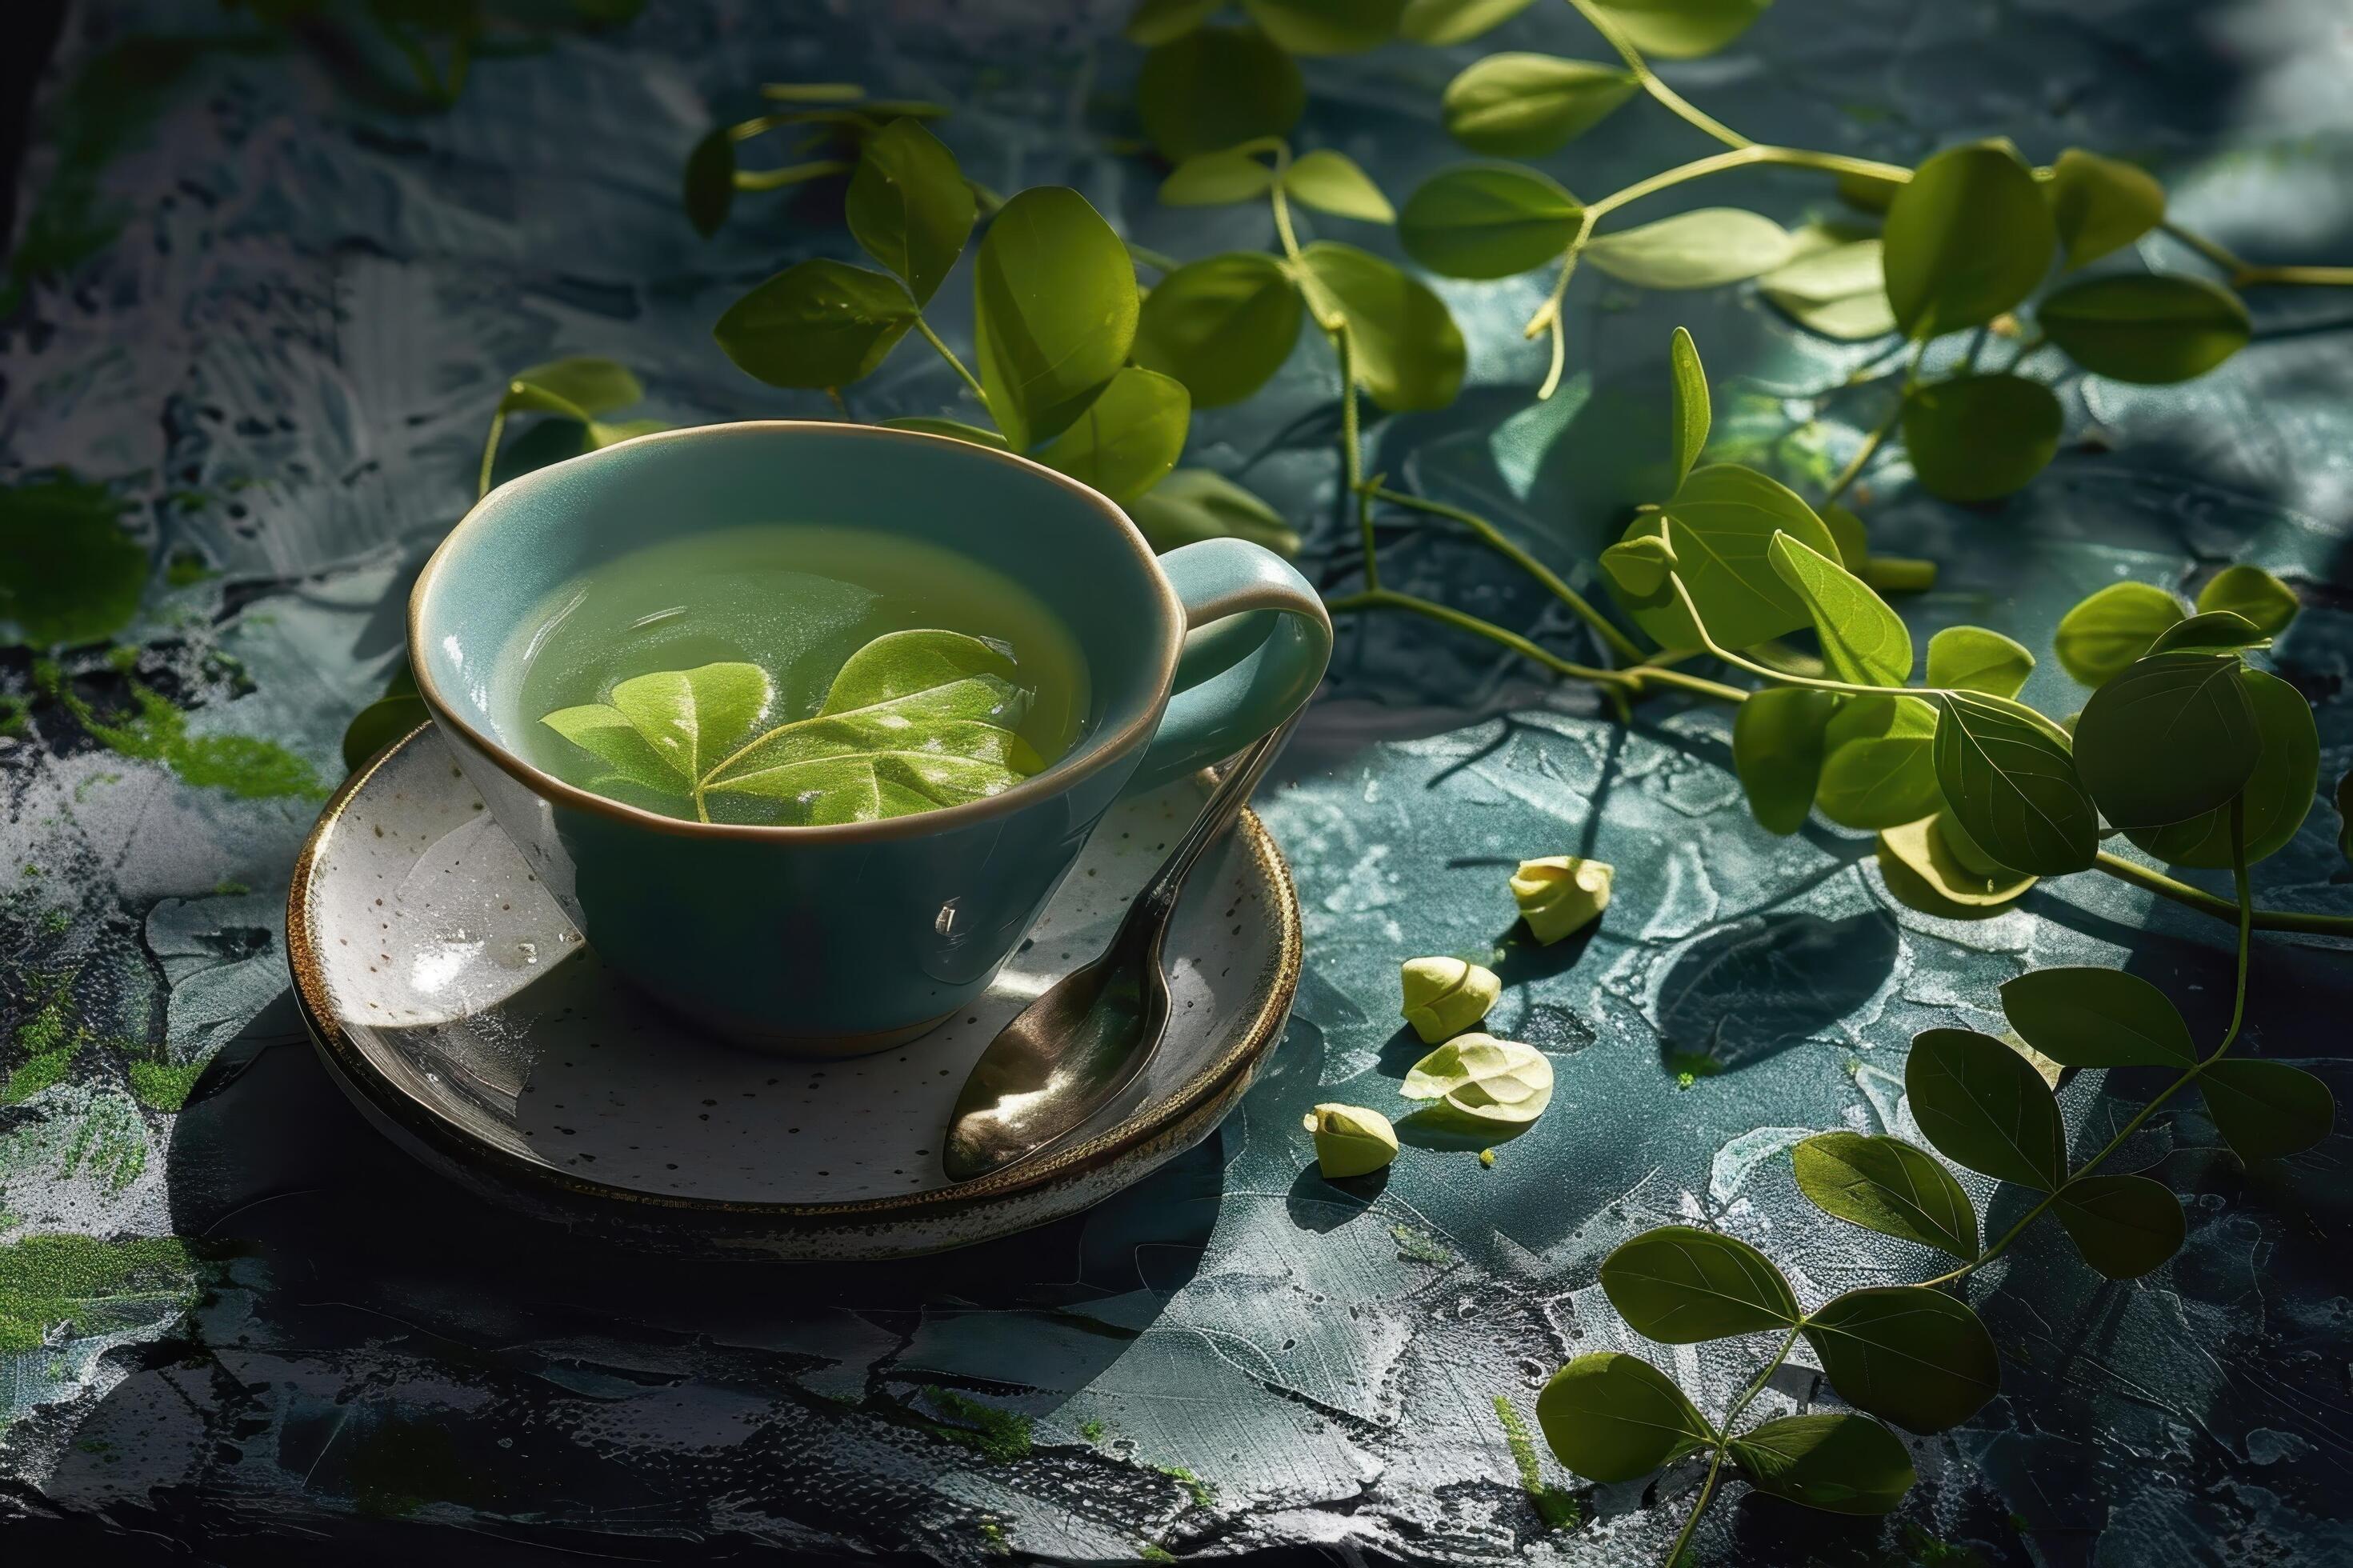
top-left (408, 419), bottom-right (1186, 843)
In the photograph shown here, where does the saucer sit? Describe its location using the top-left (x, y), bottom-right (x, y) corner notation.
top-left (286, 725), bottom-right (1301, 1260)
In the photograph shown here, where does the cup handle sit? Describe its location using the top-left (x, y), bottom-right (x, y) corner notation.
top-left (1124, 538), bottom-right (1332, 796)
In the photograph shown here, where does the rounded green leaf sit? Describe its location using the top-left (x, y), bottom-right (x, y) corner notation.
top-left (1587, 0), bottom-right (1770, 59)
top-left (2052, 1175), bottom-right (2185, 1280)
top-left (1136, 25), bottom-right (1306, 162)
top-left (1999, 966), bottom-right (2195, 1069)
top-left (878, 416), bottom-right (1011, 451)
top-left (1901, 374), bottom-right (2062, 503)
top-left (1126, 0), bottom-right (1222, 45)
top-left (1729, 1414), bottom-right (1915, 1516)
top-left (1616, 465), bottom-right (1842, 652)
top-left (2200, 1060), bottom-right (2335, 1162)
top-left (682, 124), bottom-right (734, 237)
top-left (1298, 242), bottom-right (1467, 410)
top-left (1535, 1351), bottom-right (1712, 1484)
top-left (1877, 813), bottom-right (2037, 915)
top-left (1136, 252), bottom-right (1303, 408)
top-left (1760, 238), bottom-right (1896, 340)
top-left (1766, 530), bottom-right (1912, 686)
top-left (713, 259), bottom-right (918, 389)
top-left (1599, 1225), bottom-right (1799, 1342)
top-left (1283, 149), bottom-right (1394, 223)
top-left (2127, 669), bottom-right (2316, 868)
top-left (1734, 687), bottom-right (1837, 835)
top-left (1124, 468), bottom-right (1300, 557)
top-left (1792, 1132), bottom-right (1977, 1259)
top-left (1667, 325), bottom-right (1708, 484)
top-left (1584, 209), bottom-right (1795, 290)
top-left (2053, 581), bottom-right (2185, 688)
top-left (1034, 367), bottom-right (1191, 505)
top-left (2040, 274), bottom-right (2250, 385)
top-left (2073, 651), bottom-right (2260, 830)
top-left (2196, 564), bottom-right (2299, 638)
top-left (1932, 692), bottom-right (2098, 875)
top-left (1160, 148), bottom-right (1279, 206)
top-left (342, 693), bottom-right (429, 773)
top-left (974, 186), bottom-right (1138, 450)
top-left (1927, 626), bottom-right (2033, 699)
top-left (1815, 695), bottom-right (1940, 830)
top-left (1802, 1286), bottom-right (1999, 1433)
top-left (846, 118), bottom-right (974, 305)
top-left (1241, 0), bottom-right (1407, 54)
top-left (502, 357), bottom-right (644, 418)
top-left (1440, 52), bottom-right (1639, 157)
top-left (1883, 142), bottom-right (2055, 338)
top-left (1397, 166), bottom-right (1583, 281)
top-left (1905, 1026), bottom-right (2067, 1190)
top-left (2147, 610), bottom-right (2267, 657)
top-left (1402, 0), bottom-right (1537, 45)
top-left (2048, 148), bottom-right (2165, 269)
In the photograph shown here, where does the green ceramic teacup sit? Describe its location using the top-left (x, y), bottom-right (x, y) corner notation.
top-left (410, 422), bottom-right (1331, 1054)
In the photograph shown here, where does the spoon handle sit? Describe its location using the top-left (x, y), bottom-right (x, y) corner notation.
top-left (1110, 710), bottom-right (1300, 960)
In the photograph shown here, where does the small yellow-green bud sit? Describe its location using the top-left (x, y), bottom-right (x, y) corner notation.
top-left (1399, 955), bottom-right (1501, 1044)
top-left (1403, 1033), bottom-right (1555, 1124)
top-left (1479, 1147), bottom-right (1496, 1168)
top-left (1302, 1102), bottom-right (1399, 1178)
top-left (1511, 856), bottom-right (1613, 945)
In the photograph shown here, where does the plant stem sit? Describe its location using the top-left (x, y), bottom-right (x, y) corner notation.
top-left (1327, 590), bottom-right (1747, 702)
top-left (1587, 145), bottom-right (1912, 221)
top-left (2162, 222), bottom-right (2353, 289)
top-left (731, 158), bottom-right (853, 191)
top-left (1666, 1322), bottom-right (1804, 1566)
top-left (476, 407), bottom-right (507, 500)
top-left (1562, 0), bottom-right (1752, 151)
top-left (2091, 849), bottom-right (2353, 937)
top-left (913, 317), bottom-right (988, 405)
top-left (1821, 342), bottom-right (1926, 506)
top-left (1364, 484), bottom-right (1643, 663)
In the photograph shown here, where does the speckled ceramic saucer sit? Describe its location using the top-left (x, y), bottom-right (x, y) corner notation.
top-left (287, 724), bottom-right (1300, 1260)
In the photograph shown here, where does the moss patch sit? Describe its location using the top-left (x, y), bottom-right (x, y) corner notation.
top-left (0, 1234), bottom-right (195, 1352)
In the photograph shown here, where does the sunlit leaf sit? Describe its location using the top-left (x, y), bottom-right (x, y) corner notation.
top-left (1124, 468), bottom-right (1300, 557)
top-left (1999, 966), bottom-right (2195, 1068)
top-left (1034, 367), bottom-right (1191, 506)
top-left (1792, 1132), bottom-right (1977, 1258)
top-left (1400, 0), bottom-right (1538, 45)
top-left (1587, 0), bottom-right (1770, 59)
top-left (2196, 564), bottom-right (2299, 638)
top-left (1136, 24), bottom-right (1306, 162)
top-left (1535, 1352), bottom-right (1713, 1484)
top-left (2047, 148), bottom-right (2165, 268)
top-left (1905, 1026), bottom-right (2067, 1190)
top-left (1883, 142), bottom-right (2054, 338)
top-left (1876, 813), bottom-right (2037, 914)
top-left (1283, 149), bottom-right (1394, 222)
top-left (1242, 0), bottom-right (1408, 54)
top-left (1767, 530), bottom-right (1912, 686)
top-left (1611, 465), bottom-right (1840, 652)
top-left (1927, 626), bottom-right (2032, 699)
top-left (1135, 251), bottom-right (1303, 407)
top-left (1667, 325), bottom-right (1708, 484)
top-left (1584, 208), bottom-right (1795, 289)
top-left (1803, 1286), bottom-right (1999, 1433)
top-left (1734, 687), bottom-right (1836, 835)
top-left (501, 357), bottom-right (642, 418)
top-left (1728, 1414), bottom-right (1914, 1516)
top-left (2147, 610), bottom-right (2267, 657)
top-left (2200, 1060), bottom-right (2334, 1162)
top-left (1760, 237), bottom-right (1896, 339)
top-left (1932, 692), bottom-right (2097, 874)
top-left (713, 260), bottom-right (918, 389)
top-left (1599, 1226), bottom-right (1799, 1342)
top-left (974, 186), bottom-right (1138, 450)
top-left (2126, 670), bottom-right (2315, 867)
top-left (1298, 242), bottom-right (1467, 410)
top-left (1397, 165), bottom-right (1583, 280)
top-left (1815, 694), bottom-right (1939, 830)
top-left (846, 118), bottom-right (974, 305)
top-left (2073, 651), bottom-right (2259, 830)
top-left (1161, 148), bottom-right (1278, 206)
top-left (1440, 52), bottom-right (1640, 157)
top-left (2040, 274), bottom-right (2250, 384)
top-left (2052, 581), bottom-right (2184, 687)
top-left (1902, 374), bottom-right (2062, 502)
top-left (2052, 1175), bottom-right (2185, 1279)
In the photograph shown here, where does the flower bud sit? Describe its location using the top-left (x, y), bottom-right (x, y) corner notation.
top-left (1511, 856), bottom-right (1613, 945)
top-left (1399, 955), bottom-right (1502, 1044)
top-left (1302, 1102), bottom-right (1399, 1179)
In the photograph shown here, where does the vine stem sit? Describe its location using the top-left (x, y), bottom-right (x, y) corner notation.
top-left (1820, 342), bottom-right (1925, 506)
top-left (476, 407), bottom-right (506, 499)
top-left (1363, 485), bottom-right (1643, 663)
top-left (1563, 0), bottom-right (1752, 151)
top-left (1586, 144), bottom-right (1913, 221)
top-left (2162, 222), bottom-right (2353, 289)
top-left (912, 317), bottom-right (987, 405)
top-left (1667, 1322), bottom-right (1806, 1565)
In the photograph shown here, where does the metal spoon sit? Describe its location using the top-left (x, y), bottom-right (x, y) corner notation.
top-left (943, 713), bottom-right (1300, 1182)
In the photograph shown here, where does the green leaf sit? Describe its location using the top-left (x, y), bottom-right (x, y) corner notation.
top-left (1905, 1026), bottom-right (2067, 1190)
top-left (2040, 274), bottom-right (2251, 384)
top-left (1931, 692), bottom-right (2098, 875)
top-left (1821, 501), bottom-right (1869, 571)
top-left (878, 416), bottom-right (1013, 450)
top-left (974, 186), bottom-right (1138, 450)
top-left (1136, 25), bottom-right (1306, 162)
top-left (1439, 53), bottom-right (1640, 157)
top-left (2048, 148), bottom-right (2165, 268)
top-left (1877, 813), bottom-right (2038, 914)
top-left (1667, 325), bottom-right (1708, 485)
top-left (2053, 581), bottom-right (2185, 688)
top-left (1734, 689), bottom-right (1836, 835)
top-left (1241, 0), bottom-right (1407, 54)
top-left (1766, 530), bottom-right (1912, 686)
top-left (1159, 148), bottom-right (1278, 206)
top-left (2127, 669), bottom-right (2315, 867)
top-left (1728, 1414), bottom-right (1915, 1516)
top-left (1134, 252), bottom-right (1303, 408)
top-left (1599, 1226), bottom-right (1799, 1342)
top-left (2073, 651), bottom-right (2260, 830)
top-left (846, 118), bottom-right (974, 305)
top-left (682, 124), bottom-right (734, 237)
top-left (1759, 238), bottom-right (1896, 340)
top-left (1792, 1132), bottom-right (1977, 1259)
top-left (1614, 465), bottom-right (1842, 652)
top-left (342, 692), bottom-right (429, 774)
top-left (1802, 1286), bottom-right (1999, 1433)
top-left (1402, 1033), bottom-right (1555, 1123)
top-left (1126, 0), bottom-right (1223, 44)
top-left (1034, 367), bottom-right (1191, 505)
top-left (2147, 610), bottom-right (2267, 657)
top-left (1901, 374), bottom-right (2063, 503)
top-left (1999, 967), bottom-right (2195, 1069)
top-left (1401, 0), bottom-right (1537, 45)
top-left (1927, 626), bottom-right (2033, 699)
top-left (714, 259), bottom-right (918, 389)
top-left (502, 357), bottom-right (642, 418)
top-left (550, 662), bottom-right (771, 794)
top-left (702, 631), bottom-right (1042, 824)
top-left (1283, 149), bottom-right (1394, 222)
top-left (1814, 695), bottom-right (1939, 830)
top-left (1298, 241), bottom-right (1467, 410)
top-left (2052, 1175), bottom-right (2185, 1279)
top-left (1535, 1352), bottom-right (1713, 1485)
top-left (587, 418), bottom-right (666, 449)
top-left (2200, 1060), bottom-right (2335, 1162)
top-left (2196, 564), bottom-right (2299, 638)
top-left (1883, 142), bottom-right (2055, 338)
top-left (0, 475), bottom-right (145, 650)
top-left (1397, 166), bottom-right (1583, 280)
top-left (1583, 209), bottom-right (1795, 290)
top-left (1587, 0), bottom-right (1770, 59)
top-left (1124, 468), bottom-right (1301, 557)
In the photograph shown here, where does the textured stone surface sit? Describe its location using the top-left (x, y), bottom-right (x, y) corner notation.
top-left (3, 1), bottom-right (2351, 1563)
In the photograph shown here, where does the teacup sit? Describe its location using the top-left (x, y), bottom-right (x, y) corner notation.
top-left (409, 421), bottom-right (1330, 1054)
